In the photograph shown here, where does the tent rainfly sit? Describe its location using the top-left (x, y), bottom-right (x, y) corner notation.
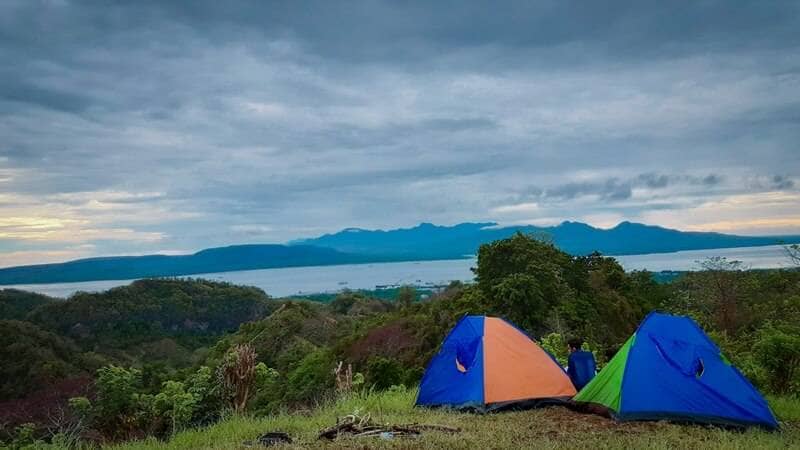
top-left (415, 315), bottom-right (576, 411)
top-left (574, 312), bottom-right (778, 429)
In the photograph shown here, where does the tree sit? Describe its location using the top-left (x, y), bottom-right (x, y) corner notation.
top-left (0, 320), bottom-right (83, 401)
top-left (283, 348), bottom-right (334, 404)
top-left (539, 333), bottom-right (568, 366)
top-left (0, 289), bottom-right (54, 321)
top-left (474, 233), bottom-right (571, 333)
top-left (366, 356), bottom-right (406, 390)
top-left (254, 362), bottom-right (279, 389)
top-left (786, 244), bottom-right (800, 267)
top-left (153, 381), bottom-right (197, 434)
top-left (490, 274), bottom-right (548, 331)
top-left (397, 286), bottom-right (416, 309)
top-left (588, 259), bottom-right (644, 345)
top-left (333, 361), bottom-right (363, 395)
top-left (185, 366), bottom-right (221, 424)
top-left (94, 365), bottom-right (143, 440)
top-left (329, 290), bottom-right (359, 314)
top-left (218, 344), bottom-right (257, 414)
top-left (696, 257), bottom-right (748, 335)
top-left (753, 324), bottom-right (800, 394)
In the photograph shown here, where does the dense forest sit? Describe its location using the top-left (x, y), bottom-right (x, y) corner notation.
top-left (1, 234), bottom-right (798, 448)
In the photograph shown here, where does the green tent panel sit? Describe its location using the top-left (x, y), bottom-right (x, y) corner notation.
top-left (574, 333), bottom-right (634, 411)
top-left (574, 312), bottom-right (778, 429)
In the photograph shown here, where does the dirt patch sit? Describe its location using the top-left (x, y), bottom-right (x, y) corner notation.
top-left (530, 406), bottom-right (666, 437)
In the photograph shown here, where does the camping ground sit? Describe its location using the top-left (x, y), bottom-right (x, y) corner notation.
top-left (107, 388), bottom-right (800, 450)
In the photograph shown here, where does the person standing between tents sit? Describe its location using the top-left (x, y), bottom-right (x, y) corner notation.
top-left (567, 338), bottom-right (596, 391)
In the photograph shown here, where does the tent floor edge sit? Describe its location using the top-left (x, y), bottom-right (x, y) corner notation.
top-left (485, 396), bottom-right (574, 413)
top-left (415, 397), bottom-right (575, 414)
top-left (566, 401), bottom-right (617, 419)
top-left (413, 401), bottom-right (486, 413)
top-left (617, 412), bottom-right (779, 431)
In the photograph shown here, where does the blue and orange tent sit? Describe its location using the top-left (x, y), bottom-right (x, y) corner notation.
top-left (575, 312), bottom-right (778, 429)
top-left (416, 315), bottom-right (576, 411)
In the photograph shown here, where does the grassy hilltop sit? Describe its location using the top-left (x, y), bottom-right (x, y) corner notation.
top-left (110, 389), bottom-right (799, 450)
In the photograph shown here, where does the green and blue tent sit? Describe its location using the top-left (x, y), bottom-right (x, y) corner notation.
top-left (574, 312), bottom-right (778, 429)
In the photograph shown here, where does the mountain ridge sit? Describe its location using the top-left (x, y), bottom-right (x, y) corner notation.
top-left (0, 244), bottom-right (366, 285)
top-left (294, 221), bottom-right (799, 259)
top-left (1, 221), bottom-right (798, 285)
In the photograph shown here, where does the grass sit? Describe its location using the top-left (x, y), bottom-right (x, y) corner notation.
top-left (105, 388), bottom-right (799, 450)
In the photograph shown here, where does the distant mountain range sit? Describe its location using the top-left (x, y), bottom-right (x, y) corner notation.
top-left (0, 245), bottom-right (364, 285)
top-left (1, 221), bottom-right (798, 285)
top-left (295, 221), bottom-right (799, 258)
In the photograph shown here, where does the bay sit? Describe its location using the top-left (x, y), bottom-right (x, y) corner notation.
top-left (3, 244), bottom-right (793, 299)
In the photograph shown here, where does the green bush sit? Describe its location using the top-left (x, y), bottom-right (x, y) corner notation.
top-left (752, 324), bottom-right (800, 394)
top-left (283, 348), bottom-right (334, 404)
top-left (153, 381), bottom-right (197, 434)
top-left (402, 366), bottom-right (424, 386)
top-left (539, 333), bottom-right (568, 366)
top-left (94, 365), bottom-right (143, 439)
top-left (397, 286), bottom-right (416, 309)
top-left (365, 356), bottom-right (406, 390)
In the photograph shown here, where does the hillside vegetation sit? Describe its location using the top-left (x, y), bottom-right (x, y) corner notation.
top-left (1, 233), bottom-right (799, 448)
top-left (0, 279), bottom-right (276, 405)
top-left (0, 290), bottom-right (53, 320)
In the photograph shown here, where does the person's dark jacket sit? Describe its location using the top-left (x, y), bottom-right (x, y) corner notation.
top-left (567, 350), bottom-right (597, 391)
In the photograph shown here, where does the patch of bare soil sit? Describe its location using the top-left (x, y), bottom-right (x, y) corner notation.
top-left (532, 406), bottom-right (666, 438)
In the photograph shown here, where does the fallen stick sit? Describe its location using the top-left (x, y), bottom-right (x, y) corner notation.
top-left (319, 418), bottom-right (461, 440)
top-left (394, 424), bottom-right (461, 433)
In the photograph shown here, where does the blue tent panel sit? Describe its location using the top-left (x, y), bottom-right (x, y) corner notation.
top-left (619, 313), bottom-right (778, 429)
top-left (416, 315), bottom-right (485, 408)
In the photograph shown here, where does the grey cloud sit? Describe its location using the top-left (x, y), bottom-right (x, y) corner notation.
top-left (531, 173), bottom-right (726, 203)
top-left (2, 2), bottom-right (799, 87)
top-left (103, 195), bottom-right (167, 205)
top-left (771, 175), bottom-right (795, 190)
top-left (701, 174), bottom-right (724, 186)
top-left (637, 173), bottom-right (670, 189)
top-left (0, 1), bottom-right (799, 258)
top-left (545, 179), bottom-right (633, 201)
top-left (0, 79), bottom-right (93, 113)
top-left (419, 118), bottom-right (497, 132)
top-left (46, 2), bottom-right (800, 64)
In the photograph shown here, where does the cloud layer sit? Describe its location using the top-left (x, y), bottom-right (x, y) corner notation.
top-left (1, 1), bottom-right (799, 266)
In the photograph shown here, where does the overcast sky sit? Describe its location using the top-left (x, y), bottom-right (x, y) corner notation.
top-left (1, 1), bottom-right (799, 266)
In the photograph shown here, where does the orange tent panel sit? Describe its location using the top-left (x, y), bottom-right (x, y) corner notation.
top-left (483, 317), bottom-right (576, 403)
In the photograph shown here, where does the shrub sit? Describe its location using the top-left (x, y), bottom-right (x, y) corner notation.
top-left (365, 356), bottom-right (406, 390)
top-left (218, 344), bottom-right (257, 414)
top-left (397, 286), bottom-right (416, 309)
top-left (68, 396), bottom-right (91, 419)
top-left (94, 365), bottom-right (143, 440)
top-left (752, 324), bottom-right (800, 394)
top-left (539, 333), bottom-right (568, 366)
top-left (283, 348), bottom-right (334, 404)
top-left (153, 381), bottom-right (197, 434)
